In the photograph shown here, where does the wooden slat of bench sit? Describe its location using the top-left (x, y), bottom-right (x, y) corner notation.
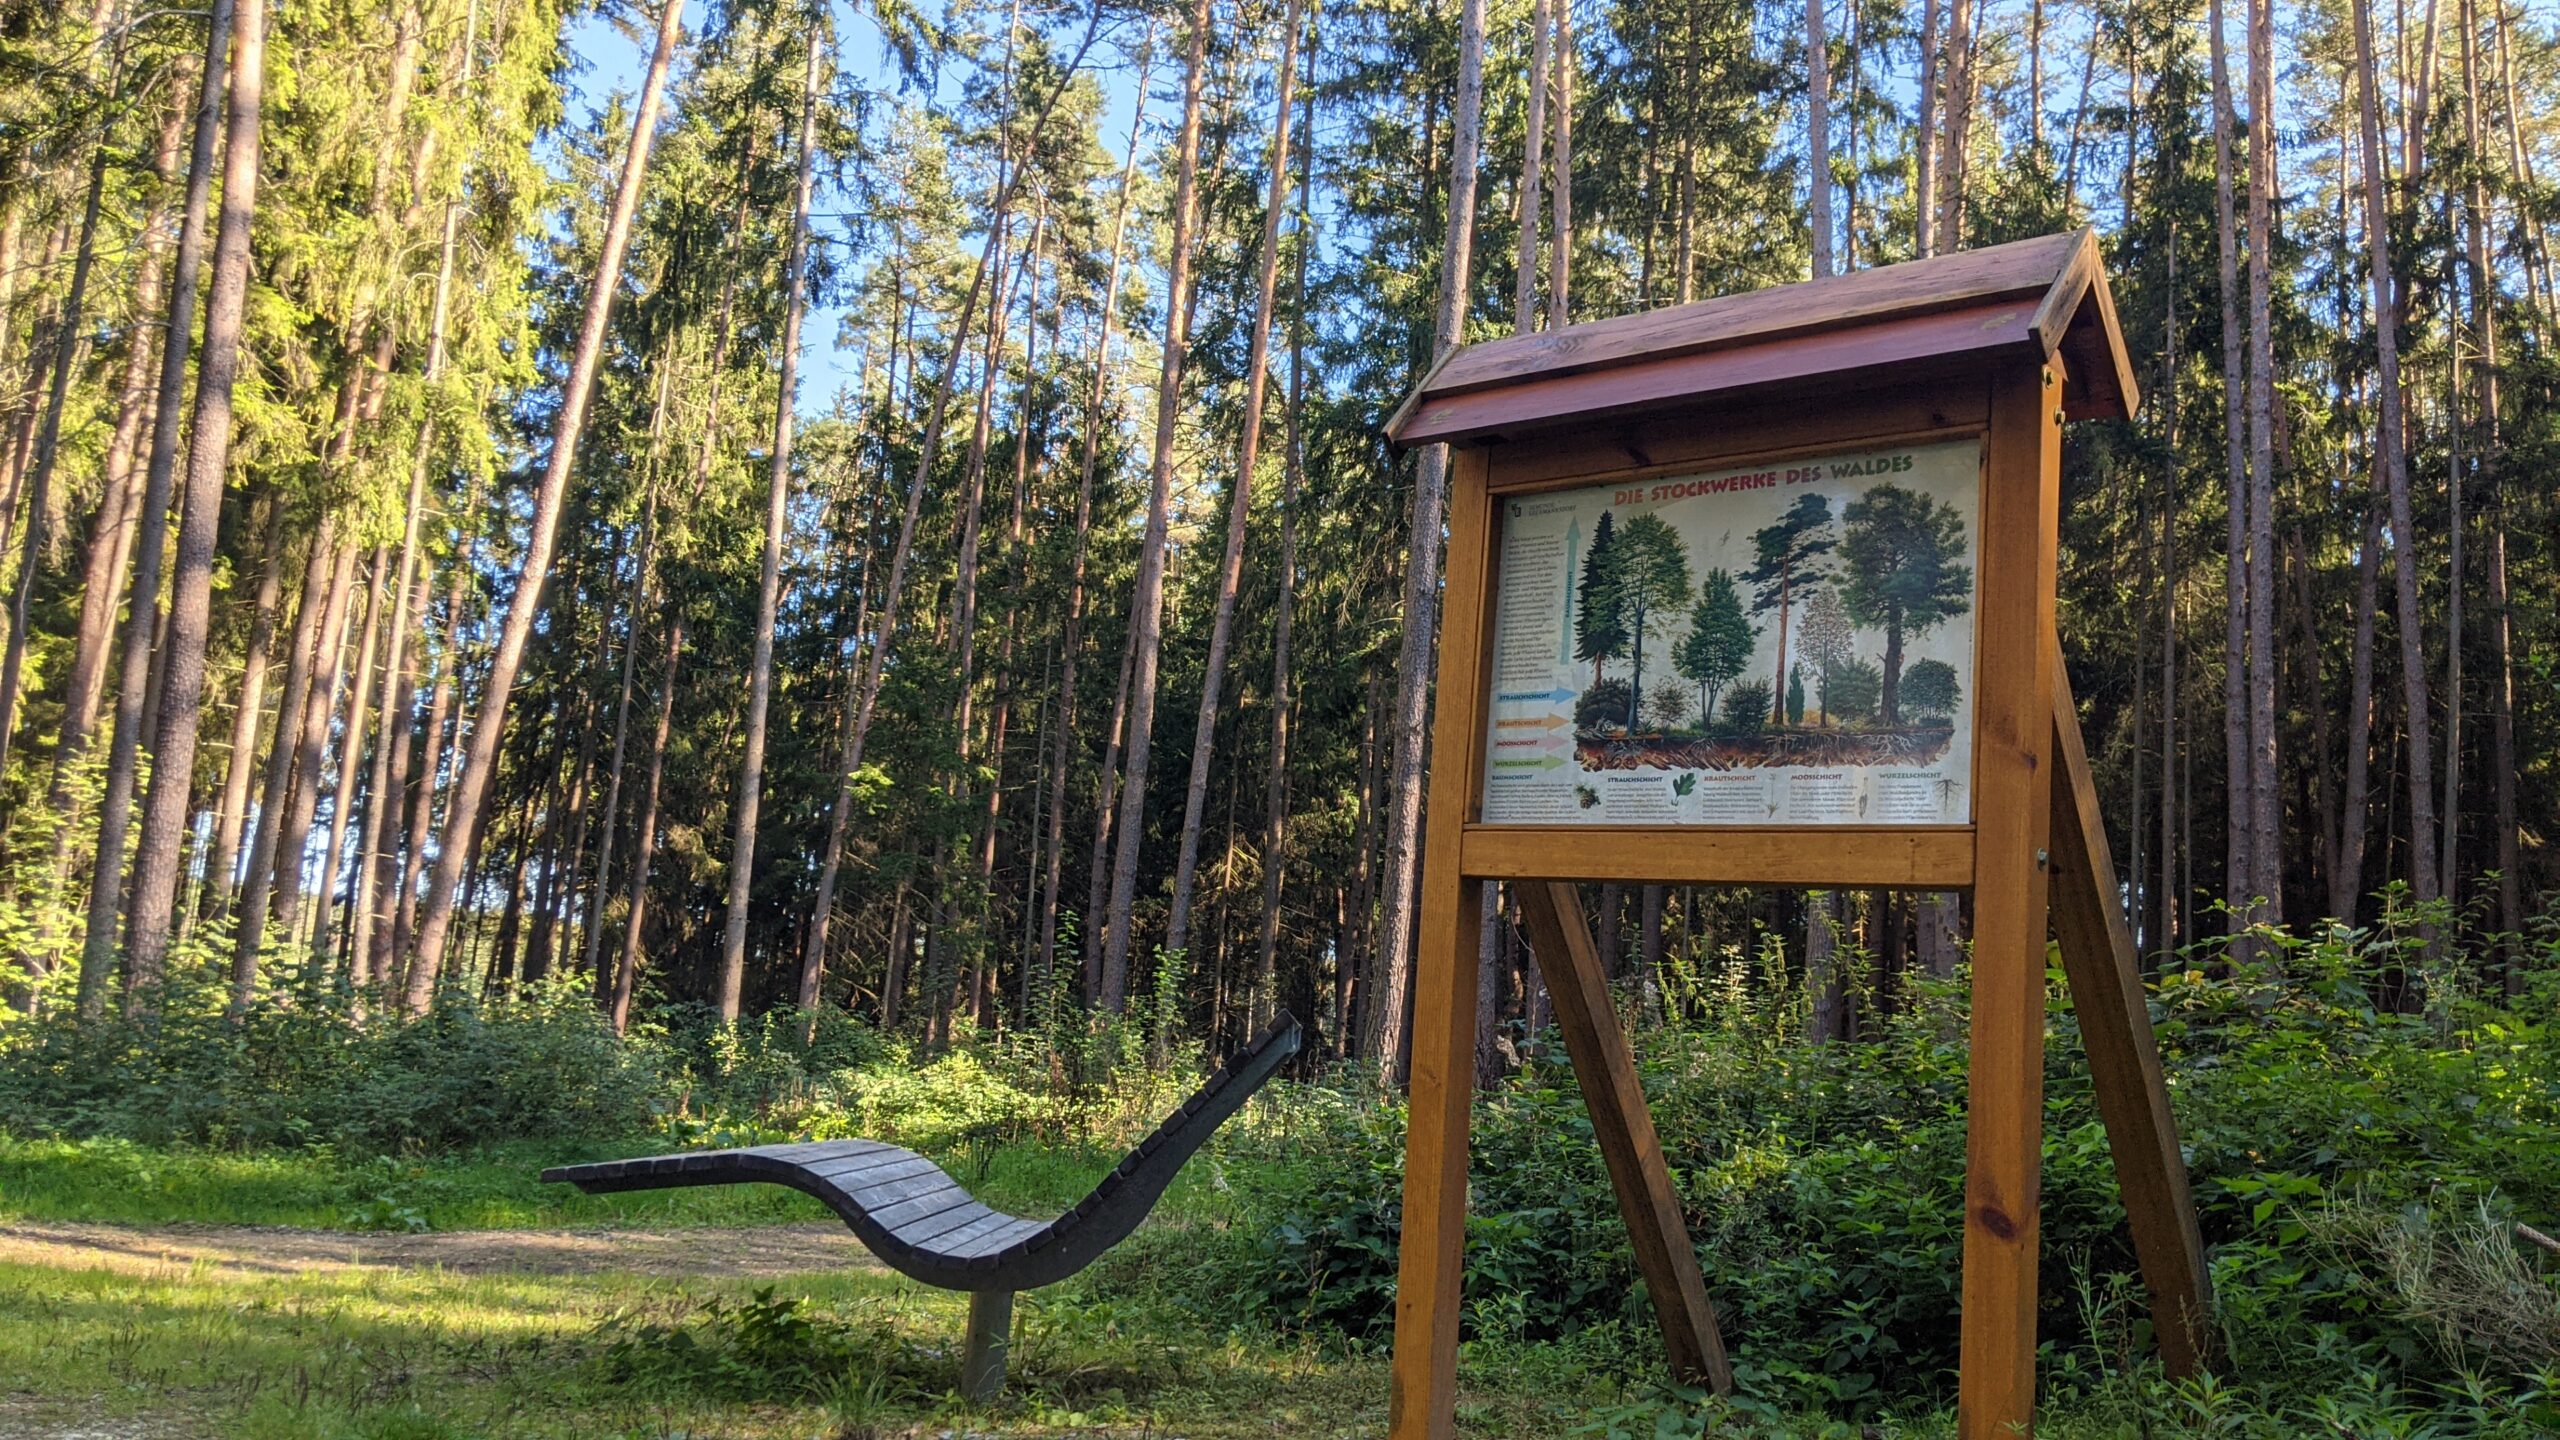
top-left (892, 1198), bottom-right (996, 1246)
top-left (855, 1173), bottom-right (962, 1214)
top-left (805, 1145), bottom-right (921, 1178)
top-left (928, 1211), bottom-right (1021, 1255)
top-left (818, 1154), bottom-right (939, 1191)
top-left (952, 1218), bottom-right (1045, 1260)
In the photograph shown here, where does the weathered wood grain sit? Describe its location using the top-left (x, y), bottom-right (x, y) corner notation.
top-left (1956, 360), bottom-right (2063, 1440)
top-left (2048, 642), bottom-right (2215, 1378)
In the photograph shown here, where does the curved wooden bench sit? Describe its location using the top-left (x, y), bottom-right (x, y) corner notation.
top-left (542, 1014), bottom-right (1300, 1398)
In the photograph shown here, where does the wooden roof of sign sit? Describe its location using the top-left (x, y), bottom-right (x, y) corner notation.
top-left (1386, 229), bottom-right (2138, 450)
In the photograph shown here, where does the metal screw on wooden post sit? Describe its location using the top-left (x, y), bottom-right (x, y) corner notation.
top-left (961, 1289), bottom-right (1013, 1402)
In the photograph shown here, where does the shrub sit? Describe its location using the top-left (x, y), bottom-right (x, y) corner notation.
top-left (1577, 678), bottom-right (1632, 732)
top-left (1900, 657), bottom-right (1960, 722)
top-left (0, 976), bottom-right (664, 1150)
top-left (1210, 919), bottom-right (2560, 1418)
top-left (1645, 685), bottom-right (1694, 731)
top-left (1718, 680), bottom-right (1772, 737)
top-left (1825, 657), bottom-right (1881, 723)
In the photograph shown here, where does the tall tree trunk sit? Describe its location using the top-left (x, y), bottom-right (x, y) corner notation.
top-left (1034, 40), bottom-right (1152, 991)
top-left (1806, 0), bottom-right (1831, 278)
top-left (233, 528), bottom-right (336, 977)
top-left (1546, 0), bottom-right (1573, 321)
top-left (1934, 0), bottom-right (1977, 249)
top-left (364, 563), bottom-right (429, 985)
top-left (1254, 43), bottom-right (1315, 1036)
top-left (1097, 0), bottom-right (1217, 1010)
top-left (584, 487), bottom-right (661, 988)
top-left (404, 0), bottom-right (684, 1013)
top-left (1082, 617), bottom-right (1137, 1001)
top-left (207, 507), bottom-right (287, 915)
top-left (2028, 0), bottom-right (2045, 150)
top-left (1370, 0), bottom-right (1486, 1082)
top-left (395, 501), bottom-right (477, 976)
top-left (2462, 0), bottom-right (2521, 971)
top-left (53, 144), bottom-right (174, 781)
top-left (1164, 0), bottom-right (1304, 957)
top-left (719, 14), bottom-right (825, 1024)
top-left (318, 546), bottom-right (391, 977)
top-left (1807, 893), bottom-right (1844, 1041)
top-left (2243, 0), bottom-right (2284, 925)
top-left (0, 134), bottom-right (113, 775)
top-left (252, 537), bottom-right (359, 1005)
top-left (1915, 0), bottom-right (1942, 254)
top-left (799, 260), bottom-right (907, 1003)
top-left (2208, 0), bottom-right (2253, 929)
top-left (1517, 0), bottom-right (1549, 327)
top-left (2347, 0), bottom-right (2440, 914)
top-left (610, 614), bottom-right (681, 1035)
top-left (354, 127), bottom-right (467, 984)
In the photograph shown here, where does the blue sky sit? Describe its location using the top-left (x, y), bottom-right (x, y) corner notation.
top-left (556, 0), bottom-right (1148, 410)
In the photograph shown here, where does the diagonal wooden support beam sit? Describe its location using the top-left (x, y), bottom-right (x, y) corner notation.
top-left (1516, 880), bottom-right (1733, 1393)
top-left (2048, 640), bottom-right (2217, 1378)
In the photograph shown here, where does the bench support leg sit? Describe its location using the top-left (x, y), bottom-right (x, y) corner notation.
top-left (960, 1288), bottom-right (1013, 1402)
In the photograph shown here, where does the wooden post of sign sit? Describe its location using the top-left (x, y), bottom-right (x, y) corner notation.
top-left (2047, 639), bottom-right (2216, 1377)
top-left (1515, 880), bottom-right (1733, 1392)
top-left (1957, 362), bottom-right (2063, 1439)
top-left (1386, 448), bottom-right (1496, 1440)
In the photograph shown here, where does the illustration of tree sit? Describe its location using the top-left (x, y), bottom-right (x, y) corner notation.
top-left (1743, 492), bottom-right (1836, 710)
top-left (1828, 657), bottom-right (1882, 723)
top-left (1902, 658), bottom-right (1961, 722)
top-left (1786, 664), bottom-right (1806, 724)
top-left (1838, 483), bottom-right (1971, 722)
top-left (1795, 586), bottom-right (1853, 724)
top-left (1573, 509), bottom-right (1627, 688)
top-left (1674, 567), bottom-right (1754, 724)
top-left (1612, 514), bottom-right (1692, 729)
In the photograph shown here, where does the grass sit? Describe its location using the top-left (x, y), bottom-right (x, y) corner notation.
top-left (3, 1240), bottom-right (2446, 1440)
top-left (2, 1134), bottom-right (2550, 1437)
top-left (0, 1246), bottom-right (1580, 1438)
top-left (0, 1132), bottom-right (1262, 1234)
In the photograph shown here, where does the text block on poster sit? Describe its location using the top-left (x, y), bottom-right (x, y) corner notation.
top-left (1480, 438), bottom-right (1982, 827)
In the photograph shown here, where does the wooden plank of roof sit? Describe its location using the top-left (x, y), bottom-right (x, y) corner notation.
top-left (1422, 231), bottom-right (2086, 402)
top-left (2059, 284), bottom-right (2141, 421)
top-left (1394, 301), bottom-right (2041, 449)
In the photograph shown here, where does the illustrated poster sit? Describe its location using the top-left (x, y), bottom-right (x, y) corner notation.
top-left (1480, 438), bottom-right (1981, 826)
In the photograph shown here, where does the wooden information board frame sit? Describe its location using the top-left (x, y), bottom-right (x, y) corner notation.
top-left (1380, 232), bottom-right (2213, 1440)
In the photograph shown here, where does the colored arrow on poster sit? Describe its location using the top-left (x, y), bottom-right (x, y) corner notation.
top-left (1496, 687), bottom-right (1577, 704)
top-left (1493, 713), bottom-right (1572, 731)
top-left (1490, 756), bottom-right (1568, 772)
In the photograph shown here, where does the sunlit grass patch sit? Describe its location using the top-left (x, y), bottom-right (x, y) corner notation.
top-left (0, 1244), bottom-right (1465, 1438)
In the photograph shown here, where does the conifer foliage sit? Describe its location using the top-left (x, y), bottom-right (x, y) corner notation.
top-left (0, 0), bottom-right (2550, 1052)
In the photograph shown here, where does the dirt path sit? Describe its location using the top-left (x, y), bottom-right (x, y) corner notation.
top-left (0, 1218), bottom-right (884, 1280)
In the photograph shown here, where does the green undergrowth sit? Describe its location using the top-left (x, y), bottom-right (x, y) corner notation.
top-left (0, 1131), bottom-right (1277, 1234)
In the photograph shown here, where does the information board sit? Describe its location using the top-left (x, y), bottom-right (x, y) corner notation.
top-left (1480, 437), bottom-right (1982, 827)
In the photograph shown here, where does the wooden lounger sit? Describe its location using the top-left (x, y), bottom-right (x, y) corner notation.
top-left (542, 1013), bottom-right (1300, 1399)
